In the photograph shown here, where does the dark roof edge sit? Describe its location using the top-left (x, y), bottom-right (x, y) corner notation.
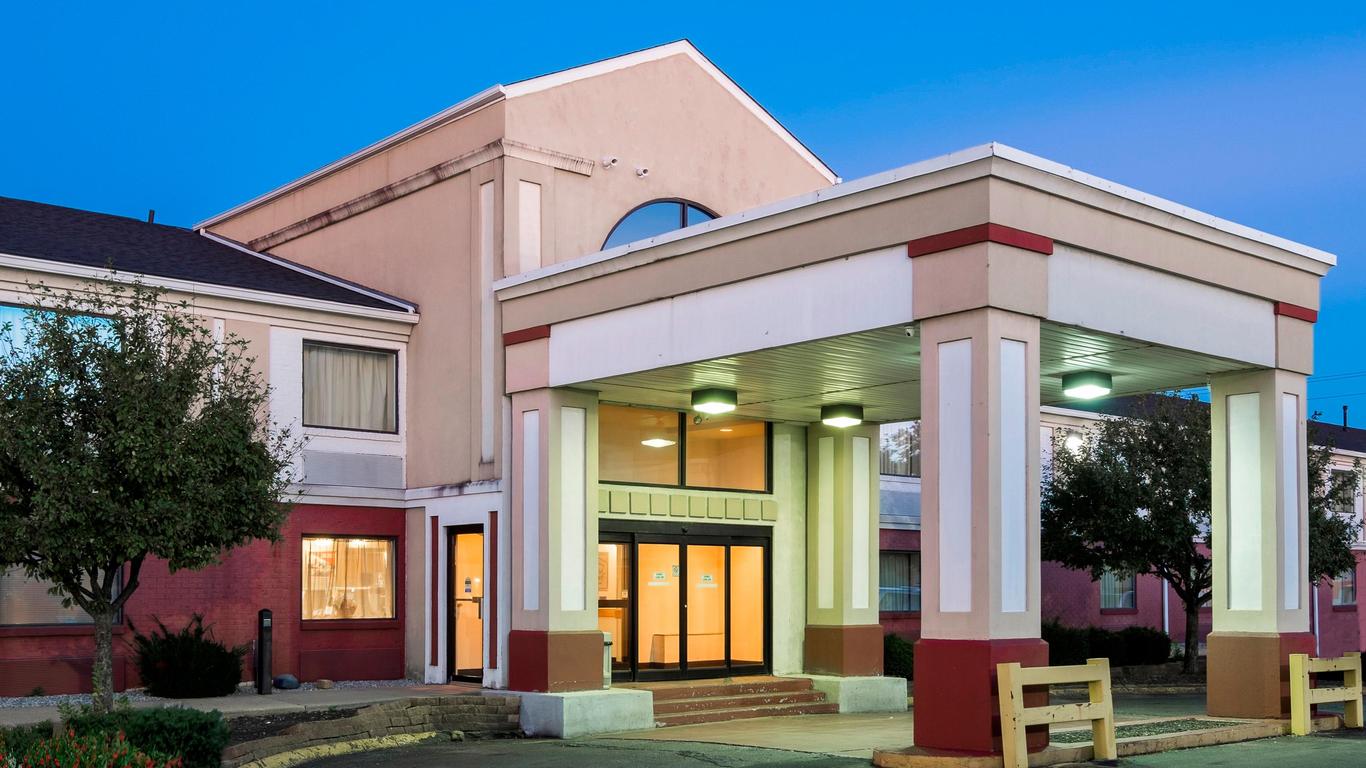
top-left (197, 230), bottom-right (418, 313)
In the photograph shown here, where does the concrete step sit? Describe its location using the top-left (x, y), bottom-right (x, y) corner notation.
top-left (645, 677), bottom-right (814, 702)
top-left (653, 690), bottom-right (828, 714)
top-left (654, 701), bottom-right (840, 727)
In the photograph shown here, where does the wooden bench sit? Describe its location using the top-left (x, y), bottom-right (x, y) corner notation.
top-left (1289, 651), bottom-right (1363, 736)
top-left (996, 657), bottom-right (1116, 768)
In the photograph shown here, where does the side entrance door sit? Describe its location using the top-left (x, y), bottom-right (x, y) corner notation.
top-left (447, 526), bottom-right (484, 682)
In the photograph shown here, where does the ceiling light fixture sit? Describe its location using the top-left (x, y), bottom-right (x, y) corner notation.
top-left (1062, 370), bottom-right (1113, 400)
top-left (640, 438), bottom-right (676, 448)
top-left (692, 388), bottom-right (737, 415)
top-left (821, 404), bottom-right (864, 428)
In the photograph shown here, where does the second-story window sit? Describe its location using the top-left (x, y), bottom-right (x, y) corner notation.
top-left (303, 341), bottom-right (398, 433)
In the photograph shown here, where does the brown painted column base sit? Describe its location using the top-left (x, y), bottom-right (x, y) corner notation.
top-left (804, 624), bottom-right (884, 676)
top-left (1206, 631), bottom-right (1315, 719)
top-left (912, 638), bottom-right (1050, 756)
top-left (507, 630), bottom-right (603, 693)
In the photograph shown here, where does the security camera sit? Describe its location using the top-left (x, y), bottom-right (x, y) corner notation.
top-left (635, 166), bottom-right (650, 177)
top-left (601, 156), bottom-right (619, 169)
top-left (903, 325), bottom-right (916, 338)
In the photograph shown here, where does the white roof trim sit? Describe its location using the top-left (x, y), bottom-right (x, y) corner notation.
top-left (197, 40), bottom-right (836, 229)
top-left (0, 251), bottom-right (420, 325)
top-left (494, 142), bottom-right (1335, 293)
top-left (198, 230), bottom-right (416, 312)
top-left (500, 40), bottom-right (837, 185)
top-left (988, 144), bottom-right (1336, 266)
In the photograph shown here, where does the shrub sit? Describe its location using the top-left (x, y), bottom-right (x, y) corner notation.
top-left (1042, 620), bottom-right (1172, 667)
top-left (0, 723), bottom-right (51, 756)
top-left (883, 633), bottom-right (916, 679)
top-left (131, 615), bottom-right (246, 699)
top-left (1042, 620), bottom-right (1089, 665)
top-left (66, 708), bottom-right (229, 768)
top-left (1117, 626), bottom-right (1172, 666)
top-left (2, 729), bottom-right (182, 768)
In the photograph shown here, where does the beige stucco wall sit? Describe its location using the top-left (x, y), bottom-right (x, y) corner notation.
top-left (205, 52), bottom-right (835, 491)
top-left (264, 180), bottom-right (481, 488)
top-left (503, 52), bottom-right (832, 264)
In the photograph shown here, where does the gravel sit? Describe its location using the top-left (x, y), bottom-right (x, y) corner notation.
top-left (1050, 717), bottom-right (1221, 744)
top-left (0, 679), bottom-right (421, 712)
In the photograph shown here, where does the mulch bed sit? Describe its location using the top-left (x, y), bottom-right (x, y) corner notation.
top-left (227, 708), bottom-right (358, 746)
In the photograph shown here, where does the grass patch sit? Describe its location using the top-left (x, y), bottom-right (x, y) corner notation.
top-left (1050, 718), bottom-right (1219, 744)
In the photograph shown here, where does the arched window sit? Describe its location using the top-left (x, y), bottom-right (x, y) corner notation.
top-left (602, 199), bottom-right (716, 250)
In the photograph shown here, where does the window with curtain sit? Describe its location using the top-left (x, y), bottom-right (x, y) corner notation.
top-left (302, 341), bottom-right (398, 433)
top-left (1100, 569), bottom-right (1137, 610)
top-left (301, 537), bottom-right (396, 620)
top-left (879, 551), bottom-right (921, 612)
top-left (1333, 567), bottom-right (1358, 607)
top-left (0, 568), bottom-right (120, 626)
top-left (879, 421), bottom-right (920, 477)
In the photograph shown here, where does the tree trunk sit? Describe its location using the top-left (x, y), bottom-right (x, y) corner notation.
top-left (90, 605), bottom-right (115, 713)
top-left (1182, 601), bottom-right (1200, 676)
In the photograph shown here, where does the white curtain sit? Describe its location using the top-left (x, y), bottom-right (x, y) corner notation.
top-left (302, 538), bottom-right (395, 620)
top-left (303, 343), bottom-right (397, 432)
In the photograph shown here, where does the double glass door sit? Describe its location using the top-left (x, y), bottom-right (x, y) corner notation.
top-left (599, 522), bottom-right (769, 681)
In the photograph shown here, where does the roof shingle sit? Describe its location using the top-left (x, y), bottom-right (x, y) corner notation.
top-left (0, 196), bottom-right (414, 313)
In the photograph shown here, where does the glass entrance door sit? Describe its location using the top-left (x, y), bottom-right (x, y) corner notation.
top-left (447, 527), bottom-right (484, 682)
top-left (599, 522), bottom-right (770, 681)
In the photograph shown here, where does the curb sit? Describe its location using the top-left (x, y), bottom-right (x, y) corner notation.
top-left (873, 714), bottom-right (1342, 767)
top-left (239, 732), bottom-right (443, 768)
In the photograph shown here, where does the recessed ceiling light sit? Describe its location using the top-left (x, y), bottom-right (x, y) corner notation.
top-left (640, 438), bottom-right (676, 448)
top-left (821, 404), bottom-right (864, 428)
top-left (1062, 371), bottom-right (1113, 400)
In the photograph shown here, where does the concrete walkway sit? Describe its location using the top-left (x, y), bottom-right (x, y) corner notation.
top-left (0, 684), bottom-right (477, 728)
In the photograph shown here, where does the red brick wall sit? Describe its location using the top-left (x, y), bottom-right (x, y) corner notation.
top-left (879, 534), bottom-right (1363, 658)
top-left (0, 504), bottom-right (405, 696)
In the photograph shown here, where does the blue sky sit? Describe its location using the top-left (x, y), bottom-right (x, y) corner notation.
top-left (3, 3), bottom-right (1364, 423)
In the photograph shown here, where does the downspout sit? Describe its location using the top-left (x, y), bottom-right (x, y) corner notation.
top-left (1161, 578), bottom-right (1170, 637)
top-left (1313, 582), bottom-right (1321, 656)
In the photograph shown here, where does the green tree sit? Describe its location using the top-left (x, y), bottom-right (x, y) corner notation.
top-left (1042, 394), bottom-right (1361, 674)
top-left (0, 278), bottom-right (296, 711)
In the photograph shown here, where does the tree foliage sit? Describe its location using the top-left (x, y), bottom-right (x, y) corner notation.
top-left (1042, 394), bottom-right (1361, 674)
top-left (0, 278), bottom-right (297, 711)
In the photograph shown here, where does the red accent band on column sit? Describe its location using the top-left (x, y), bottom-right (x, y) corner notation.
top-left (429, 516), bottom-right (439, 667)
top-left (1274, 302), bottom-right (1318, 323)
top-left (907, 223), bottom-right (1054, 258)
top-left (503, 325), bottom-right (551, 345)
top-left (487, 510), bottom-right (499, 670)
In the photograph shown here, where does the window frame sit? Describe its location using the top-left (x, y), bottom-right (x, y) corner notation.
top-left (1099, 569), bottom-right (1138, 614)
top-left (877, 550), bottom-right (922, 616)
top-left (299, 534), bottom-right (400, 626)
top-left (601, 199), bottom-right (719, 251)
top-left (878, 420), bottom-right (921, 479)
top-left (1332, 566), bottom-right (1358, 610)
top-left (0, 565), bottom-right (125, 631)
top-left (598, 406), bottom-right (773, 494)
top-left (300, 339), bottom-right (401, 436)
